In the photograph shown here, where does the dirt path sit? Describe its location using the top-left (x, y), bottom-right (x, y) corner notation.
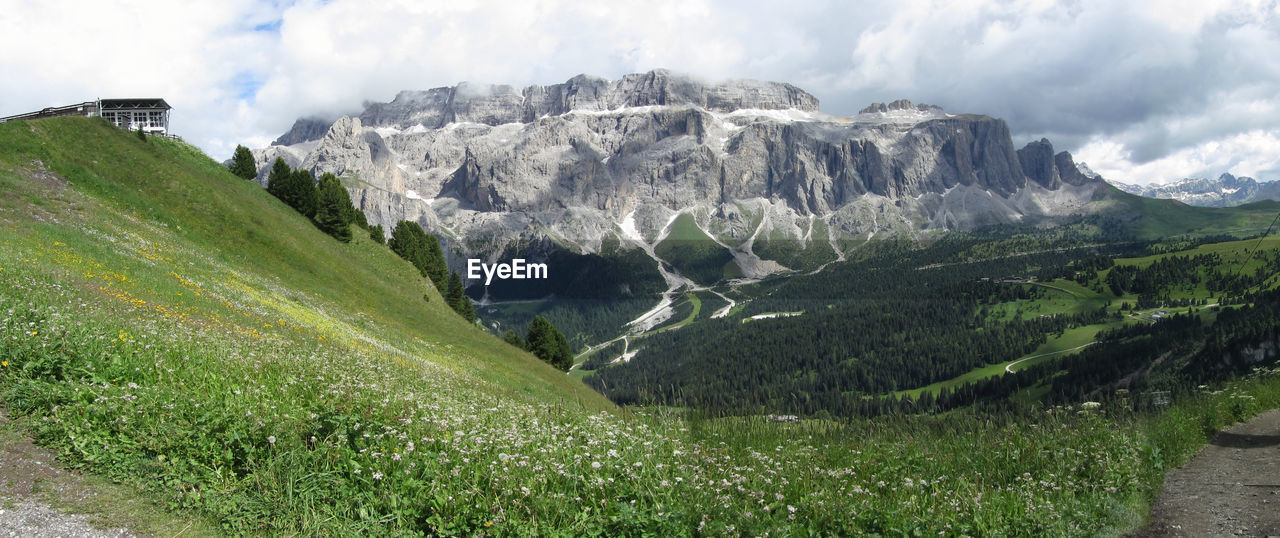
top-left (0, 501), bottom-right (136, 538)
top-left (0, 410), bottom-right (218, 537)
top-left (1139, 409), bottom-right (1280, 537)
top-left (0, 412), bottom-right (140, 537)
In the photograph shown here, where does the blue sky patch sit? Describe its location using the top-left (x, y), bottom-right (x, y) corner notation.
top-left (232, 72), bottom-right (263, 102)
top-left (252, 19), bottom-right (282, 33)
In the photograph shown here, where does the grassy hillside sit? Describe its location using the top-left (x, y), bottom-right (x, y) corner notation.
top-left (0, 117), bottom-right (600, 407)
top-left (0, 117), bottom-right (626, 533)
top-left (1100, 183), bottom-right (1280, 238)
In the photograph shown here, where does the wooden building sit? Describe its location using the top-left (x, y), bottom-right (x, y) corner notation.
top-left (0, 98), bottom-right (172, 136)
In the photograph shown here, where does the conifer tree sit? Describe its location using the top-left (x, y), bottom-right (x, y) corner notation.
top-left (351, 209), bottom-right (369, 229)
top-left (285, 169), bottom-right (318, 218)
top-left (369, 224), bottom-right (385, 245)
top-left (389, 221), bottom-right (428, 272)
top-left (228, 145), bottom-right (257, 180)
top-left (526, 316), bottom-right (573, 371)
top-left (266, 158), bottom-right (292, 201)
top-left (447, 271), bottom-right (465, 306)
top-left (446, 271), bottom-right (476, 322)
top-left (457, 298), bottom-right (476, 323)
top-left (314, 173), bottom-right (353, 242)
top-left (422, 233), bottom-right (448, 292)
top-left (388, 221), bottom-right (448, 291)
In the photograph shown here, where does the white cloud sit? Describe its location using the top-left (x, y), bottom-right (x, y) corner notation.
top-left (1077, 129), bottom-right (1280, 184)
top-left (1, 0), bottom-right (1277, 185)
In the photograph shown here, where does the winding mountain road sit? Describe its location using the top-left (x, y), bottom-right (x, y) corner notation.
top-left (1004, 342), bottom-right (1097, 373)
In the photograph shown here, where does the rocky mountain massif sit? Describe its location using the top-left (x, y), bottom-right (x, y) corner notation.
top-left (254, 69), bottom-right (1107, 294)
top-left (1110, 173), bottom-right (1280, 208)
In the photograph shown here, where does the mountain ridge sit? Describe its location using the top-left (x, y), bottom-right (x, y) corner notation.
top-left (253, 70), bottom-right (1110, 290)
top-left (1109, 173), bottom-right (1280, 207)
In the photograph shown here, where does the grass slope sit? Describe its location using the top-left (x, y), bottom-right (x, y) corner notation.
top-left (0, 117), bottom-right (598, 409)
top-left (1102, 184), bottom-right (1280, 238)
top-left (0, 117), bottom-right (630, 533)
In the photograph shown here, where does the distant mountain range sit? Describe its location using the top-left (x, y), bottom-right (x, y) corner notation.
top-left (1109, 173), bottom-right (1280, 207)
top-left (255, 70), bottom-right (1114, 290)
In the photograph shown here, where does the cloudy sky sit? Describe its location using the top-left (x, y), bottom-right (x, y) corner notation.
top-left (2, 0), bottom-right (1277, 185)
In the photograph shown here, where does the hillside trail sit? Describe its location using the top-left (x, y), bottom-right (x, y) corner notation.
top-left (0, 411), bottom-right (140, 537)
top-left (1138, 409), bottom-right (1280, 537)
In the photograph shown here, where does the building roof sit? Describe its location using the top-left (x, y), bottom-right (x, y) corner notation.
top-left (99, 98), bottom-right (171, 110)
top-left (0, 101), bottom-right (95, 123)
top-left (0, 98), bottom-right (172, 124)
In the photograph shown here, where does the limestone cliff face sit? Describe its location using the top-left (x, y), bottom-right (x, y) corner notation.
top-left (255, 70), bottom-right (1103, 278)
top-left (272, 117), bottom-right (332, 147)
top-left (352, 70), bottom-right (819, 130)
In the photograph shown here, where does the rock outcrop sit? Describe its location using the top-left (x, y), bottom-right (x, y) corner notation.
top-left (1018, 138), bottom-right (1061, 189)
top-left (858, 99), bottom-right (943, 115)
top-left (272, 117), bottom-right (333, 147)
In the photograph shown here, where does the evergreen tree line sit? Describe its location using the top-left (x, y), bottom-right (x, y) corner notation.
top-left (836, 282), bottom-right (1280, 418)
top-left (583, 231), bottom-right (1156, 418)
top-left (1097, 250), bottom-right (1280, 306)
top-left (230, 151), bottom-right (478, 323)
top-left (935, 289), bottom-right (1280, 414)
top-left (384, 220), bottom-right (475, 322)
top-left (586, 297), bottom-right (1104, 414)
top-left (501, 316), bottom-right (574, 371)
top-left (579, 340), bottom-right (627, 371)
top-left (731, 240), bottom-right (1140, 319)
top-left (648, 290), bottom-right (1280, 420)
top-left (234, 156), bottom-right (368, 243)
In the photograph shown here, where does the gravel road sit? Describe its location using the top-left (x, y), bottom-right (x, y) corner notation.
top-left (0, 501), bottom-right (135, 538)
top-left (0, 411), bottom-right (138, 537)
top-left (1140, 409), bottom-right (1280, 537)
